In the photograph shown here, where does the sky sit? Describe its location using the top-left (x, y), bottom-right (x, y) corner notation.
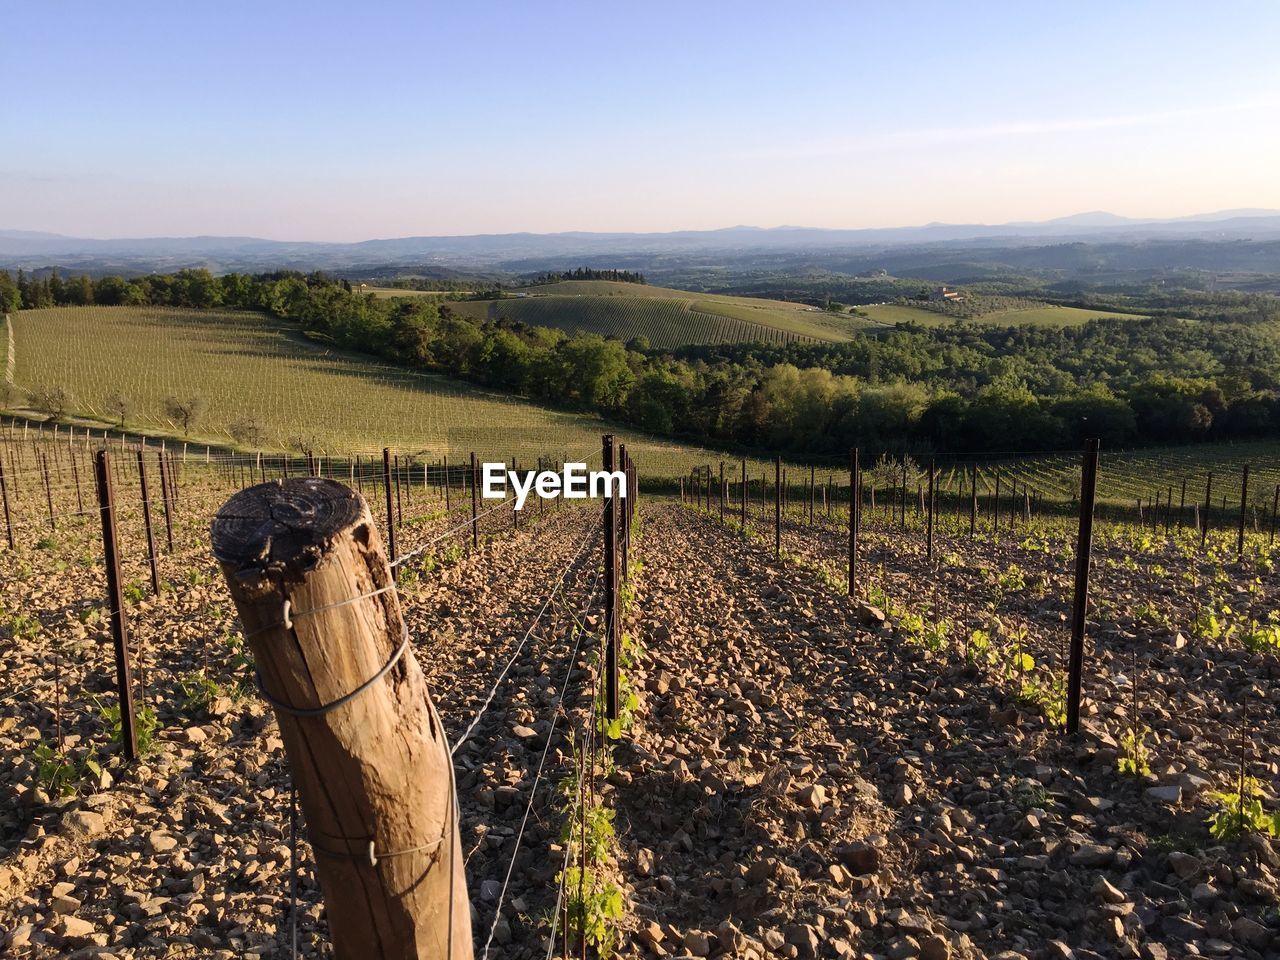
top-left (5, 0), bottom-right (1280, 240)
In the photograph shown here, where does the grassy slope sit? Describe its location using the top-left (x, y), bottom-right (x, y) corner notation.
top-left (2, 306), bottom-right (731, 473)
top-left (859, 302), bottom-right (1147, 328)
top-left (449, 280), bottom-right (869, 347)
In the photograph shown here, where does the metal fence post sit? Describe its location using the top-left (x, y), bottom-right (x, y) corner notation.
top-left (603, 436), bottom-right (620, 722)
top-left (94, 450), bottom-right (139, 761)
top-left (1066, 439), bottom-right (1100, 736)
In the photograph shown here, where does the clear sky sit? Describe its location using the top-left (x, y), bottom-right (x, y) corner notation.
top-left (5, 0), bottom-right (1280, 240)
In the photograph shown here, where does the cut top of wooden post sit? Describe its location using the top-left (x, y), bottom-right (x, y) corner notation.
top-left (211, 477), bottom-right (472, 960)
top-left (212, 476), bottom-right (367, 576)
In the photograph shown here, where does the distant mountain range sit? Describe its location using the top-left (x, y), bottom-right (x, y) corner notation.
top-left (4, 209), bottom-right (1280, 274)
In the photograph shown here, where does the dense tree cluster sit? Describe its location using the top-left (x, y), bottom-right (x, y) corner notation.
top-left (523, 268), bottom-right (646, 286)
top-left (5, 268), bottom-right (1280, 459)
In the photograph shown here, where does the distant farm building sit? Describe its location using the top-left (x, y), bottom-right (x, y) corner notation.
top-left (929, 286), bottom-right (964, 302)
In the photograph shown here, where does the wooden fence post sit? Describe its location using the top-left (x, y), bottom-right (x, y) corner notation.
top-left (136, 451), bottom-right (161, 596)
top-left (1066, 439), bottom-right (1100, 737)
top-left (603, 436), bottom-right (620, 722)
top-left (94, 451), bottom-right (139, 761)
top-left (211, 478), bottom-right (473, 959)
top-left (740, 457), bottom-right (747, 529)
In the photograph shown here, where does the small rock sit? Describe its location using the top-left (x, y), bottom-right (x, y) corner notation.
top-left (682, 929), bottom-right (711, 957)
top-left (1092, 876), bottom-right (1127, 904)
top-left (1232, 915), bottom-right (1271, 949)
top-left (1070, 843), bottom-right (1113, 867)
top-left (1167, 851), bottom-right (1202, 879)
top-left (62, 810), bottom-right (105, 837)
top-left (1145, 785), bottom-right (1181, 804)
top-left (1192, 882), bottom-right (1218, 903)
top-left (638, 921), bottom-right (664, 945)
top-left (920, 934), bottom-right (950, 960)
top-left (798, 783), bottom-right (826, 810)
top-left (147, 832), bottom-right (178, 854)
top-left (636, 847), bottom-right (654, 877)
top-left (59, 916), bottom-right (94, 940)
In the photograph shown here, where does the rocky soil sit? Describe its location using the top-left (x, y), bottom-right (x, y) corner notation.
top-left (2, 447), bottom-right (1278, 959)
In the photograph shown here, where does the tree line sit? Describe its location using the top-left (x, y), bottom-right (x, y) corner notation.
top-left (523, 267), bottom-right (647, 286)
top-left (5, 268), bottom-right (1280, 459)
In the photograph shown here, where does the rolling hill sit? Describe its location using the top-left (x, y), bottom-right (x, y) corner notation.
top-left (0, 306), bottom-right (742, 474)
top-left (446, 281), bottom-right (870, 347)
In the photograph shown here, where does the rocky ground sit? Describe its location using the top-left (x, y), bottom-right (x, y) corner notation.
top-left (1, 448), bottom-right (1279, 959)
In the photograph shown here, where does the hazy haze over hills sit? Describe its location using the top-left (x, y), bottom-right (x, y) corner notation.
top-left (4, 209), bottom-right (1280, 274)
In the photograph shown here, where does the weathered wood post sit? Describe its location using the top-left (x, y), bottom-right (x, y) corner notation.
top-left (1066, 439), bottom-right (1100, 737)
top-left (1271, 485), bottom-right (1279, 547)
top-left (211, 477), bottom-right (473, 960)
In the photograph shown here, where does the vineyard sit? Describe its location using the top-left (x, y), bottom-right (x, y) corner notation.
top-left (1, 420), bottom-right (1279, 960)
top-left (447, 282), bottom-right (865, 347)
top-left (857, 302), bottom-right (1147, 329)
top-left (2, 307), bottom-right (739, 473)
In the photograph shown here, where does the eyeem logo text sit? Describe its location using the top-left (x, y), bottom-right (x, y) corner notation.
top-left (482, 462), bottom-right (626, 511)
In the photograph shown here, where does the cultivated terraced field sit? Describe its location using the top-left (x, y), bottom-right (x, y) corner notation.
top-left (448, 281), bottom-right (867, 347)
top-left (2, 307), bottom-right (734, 473)
top-left (1, 434), bottom-right (1279, 959)
top-left (858, 303), bottom-right (1147, 329)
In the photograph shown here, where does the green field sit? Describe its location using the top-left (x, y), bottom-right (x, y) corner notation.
top-left (858, 302), bottom-right (1147, 328)
top-left (448, 281), bottom-right (868, 347)
top-left (929, 442), bottom-right (1280, 511)
top-left (360, 285), bottom-right (460, 300)
top-left (1, 306), bottom-right (741, 473)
